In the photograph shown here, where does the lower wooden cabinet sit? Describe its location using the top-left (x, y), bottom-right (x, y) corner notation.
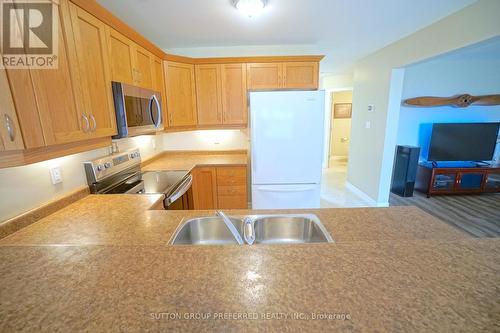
top-left (191, 166), bottom-right (248, 209)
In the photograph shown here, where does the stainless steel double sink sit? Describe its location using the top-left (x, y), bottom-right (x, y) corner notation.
top-left (169, 213), bottom-right (334, 245)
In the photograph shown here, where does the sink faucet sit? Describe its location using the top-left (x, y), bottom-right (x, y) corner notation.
top-left (216, 211), bottom-right (244, 245)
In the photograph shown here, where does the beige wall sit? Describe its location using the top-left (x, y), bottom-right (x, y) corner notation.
top-left (348, 0), bottom-right (500, 205)
top-left (0, 135), bottom-right (163, 223)
top-left (329, 91), bottom-right (353, 159)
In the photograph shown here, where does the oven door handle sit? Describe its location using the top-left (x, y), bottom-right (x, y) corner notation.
top-left (149, 94), bottom-right (162, 129)
top-left (165, 175), bottom-right (193, 206)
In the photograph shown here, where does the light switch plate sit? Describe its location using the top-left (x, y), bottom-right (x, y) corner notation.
top-left (365, 121), bottom-right (371, 129)
top-left (50, 167), bottom-right (63, 185)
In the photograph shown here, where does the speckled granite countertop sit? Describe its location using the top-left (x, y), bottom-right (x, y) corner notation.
top-left (0, 195), bottom-right (498, 332)
top-left (143, 151), bottom-right (247, 172)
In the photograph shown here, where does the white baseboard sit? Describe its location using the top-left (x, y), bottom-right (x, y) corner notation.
top-left (345, 182), bottom-right (389, 207)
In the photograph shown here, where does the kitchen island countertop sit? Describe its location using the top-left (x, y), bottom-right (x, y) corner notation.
top-left (0, 194), bottom-right (498, 332)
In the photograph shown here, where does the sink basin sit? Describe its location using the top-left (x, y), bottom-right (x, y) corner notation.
top-left (170, 217), bottom-right (243, 245)
top-left (249, 214), bottom-right (334, 244)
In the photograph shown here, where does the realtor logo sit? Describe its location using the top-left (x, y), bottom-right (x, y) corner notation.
top-left (1, 0), bottom-right (58, 69)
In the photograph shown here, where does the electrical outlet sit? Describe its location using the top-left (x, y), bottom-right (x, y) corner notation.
top-left (49, 167), bottom-right (63, 185)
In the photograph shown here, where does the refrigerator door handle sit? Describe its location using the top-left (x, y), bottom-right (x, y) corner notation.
top-left (254, 185), bottom-right (317, 192)
top-left (251, 108), bottom-right (257, 173)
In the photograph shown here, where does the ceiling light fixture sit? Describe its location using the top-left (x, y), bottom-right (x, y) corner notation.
top-left (233, 0), bottom-right (267, 17)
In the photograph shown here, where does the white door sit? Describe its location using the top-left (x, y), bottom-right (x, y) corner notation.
top-left (250, 90), bottom-right (325, 185)
top-left (252, 184), bottom-right (321, 209)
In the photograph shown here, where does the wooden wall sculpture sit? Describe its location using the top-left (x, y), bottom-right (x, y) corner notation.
top-left (403, 94), bottom-right (500, 108)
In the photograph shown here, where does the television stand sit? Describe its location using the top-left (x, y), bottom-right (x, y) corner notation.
top-left (415, 163), bottom-right (500, 198)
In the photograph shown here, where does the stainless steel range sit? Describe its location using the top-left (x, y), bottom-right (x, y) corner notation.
top-left (84, 149), bottom-right (192, 209)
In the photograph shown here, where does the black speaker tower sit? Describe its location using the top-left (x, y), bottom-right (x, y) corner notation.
top-left (391, 145), bottom-right (420, 197)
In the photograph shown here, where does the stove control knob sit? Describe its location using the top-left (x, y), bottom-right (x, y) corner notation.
top-left (96, 164), bottom-right (104, 172)
top-left (104, 162), bottom-right (112, 169)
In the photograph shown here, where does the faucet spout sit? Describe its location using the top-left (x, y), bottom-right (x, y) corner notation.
top-left (216, 211), bottom-right (244, 245)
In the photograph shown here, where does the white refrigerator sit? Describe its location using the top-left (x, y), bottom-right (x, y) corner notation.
top-left (250, 90), bottom-right (325, 209)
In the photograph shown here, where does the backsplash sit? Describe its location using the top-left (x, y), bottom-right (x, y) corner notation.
top-left (0, 135), bottom-right (163, 223)
top-left (163, 129), bottom-right (248, 151)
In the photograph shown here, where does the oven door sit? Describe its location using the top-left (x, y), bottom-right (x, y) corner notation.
top-left (112, 82), bottom-right (162, 139)
top-left (164, 175), bottom-right (193, 210)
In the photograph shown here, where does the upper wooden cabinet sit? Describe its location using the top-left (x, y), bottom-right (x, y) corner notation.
top-left (133, 46), bottom-right (153, 89)
top-left (0, 68), bottom-right (24, 151)
top-left (106, 27), bottom-right (135, 84)
top-left (247, 61), bottom-right (319, 90)
top-left (195, 63), bottom-right (248, 127)
top-left (195, 64), bottom-right (223, 126)
top-left (164, 61), bottom-right (197, 127)
top-left (221, 64), bottom-right (248, 125)
top-left (283, 62), bottom-right (319, 89)
top-left (106, 28), bottom-right (154, 89)
top-left (68, 2), bottom-right (117, 138)
top-left (246, 63), bottom-right (283, 90)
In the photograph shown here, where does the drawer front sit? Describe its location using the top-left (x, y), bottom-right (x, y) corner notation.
top-left (218, 195), bottom-right (247, 209)
top-left (217, 185), bottom-right (247, 196)
top-left (216, 167), bottom-right (247, 185)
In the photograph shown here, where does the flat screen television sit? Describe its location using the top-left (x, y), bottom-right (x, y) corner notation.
top-left (428, 123), bottom-right (500, 161)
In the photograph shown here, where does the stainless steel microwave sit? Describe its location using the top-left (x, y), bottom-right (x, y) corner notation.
top-left (112, 82), bottom-right (163, 139)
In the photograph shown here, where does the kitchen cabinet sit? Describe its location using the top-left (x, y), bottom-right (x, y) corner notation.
top-left (247, 61), bottom-right (319, 90)
top-left (106, 28), bottom-right (154, 89)
top-left (0, 68), bottom-right (24, 151)
top-left (195, 63), bottom-right (247, 126)
top-left (106, 27), bottom-right (135, 85)
top-left (246, 63), bottom-right (283, 90)
top-left (69, 2), bottom-right (117, 138)
top-left (191, 166), bottom-right (248, 209)
top-left (216, 166), bottom-right (248, 209)
top-left (191, 167), bottom-right (218, 209)
top-left (283, 62), bottom-right (319, 89)
top-left (221, 64), bottom-right (248, 125)
top-left (195, 64), bottom-right (223, 125)
top-left (165, 61), bottom-right (197, 127)
top-left (4, 0), bottom-right (91, 147)
top-left (133, 46), bottom-right (153, 89)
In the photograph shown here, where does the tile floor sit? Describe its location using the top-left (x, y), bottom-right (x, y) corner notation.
top-left (320, 159), bottom-right (375, 208)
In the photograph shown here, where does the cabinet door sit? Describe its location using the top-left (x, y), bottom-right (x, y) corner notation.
top-left (484, 170), bottom-right (500, 192)
top-left (221, 64), bottom-right (247, 125)
top-left (456, 172), bottom-right (484, 192)
top-left (192, 167), bottom-right (218, 209)
top-left (195, 64), bottom-right (222, 125)
top-left (133, 46), bottom-right (153, 89)
top-left (165, 62), bottom-right (197, 127)
top-left (106, 27), bottom-right (134, 85)
top-left (431, 172), bottom-right (458, 192)
top-left (246, 63), bottom-right (282, 90)
top-left (0, 68), bottom-right (24, 151)
top-left (283, 62), bottom-right (319, 90)
top-left (69, 3), bottom-right (117, 138)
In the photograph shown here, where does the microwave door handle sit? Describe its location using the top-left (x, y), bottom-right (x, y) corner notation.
top-left (165, 175), bottom-right (193, 206)
top-left (149, 94), bottom-right (161, 128)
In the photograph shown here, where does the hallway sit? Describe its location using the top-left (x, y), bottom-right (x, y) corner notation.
top-left (320, 159), bottom-right (374, 208)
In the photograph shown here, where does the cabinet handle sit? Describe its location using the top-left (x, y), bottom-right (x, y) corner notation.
top-left (89, 114), bottom-right (97, 132)
top-left (4, 114), bottom-right (16, 142)
top-left (82, 114), bottom-right (90, 133)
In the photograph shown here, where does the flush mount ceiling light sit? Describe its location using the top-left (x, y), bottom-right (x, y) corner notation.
top-left (233, 0), bottom-right (268, 17)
